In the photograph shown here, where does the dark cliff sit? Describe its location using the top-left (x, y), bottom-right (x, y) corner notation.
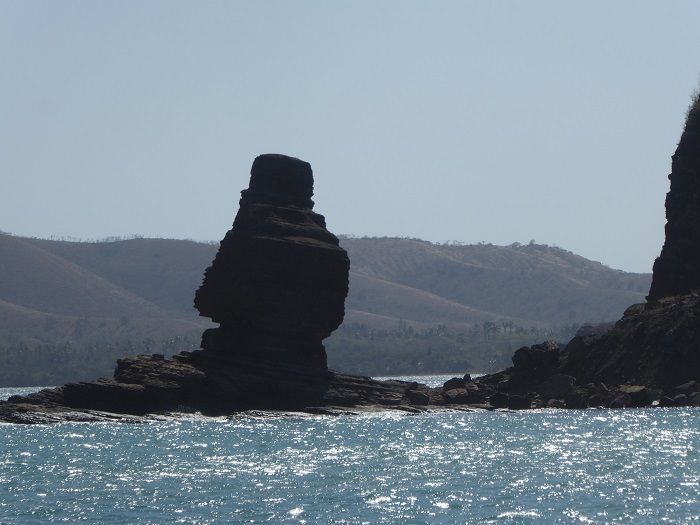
top-left (648, 94), bottom-right (700, 302)
top-left (468, 93), bottom-right (700, 409)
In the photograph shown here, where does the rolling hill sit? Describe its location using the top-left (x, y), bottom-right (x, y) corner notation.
top-left (0, 233), bottom-right (652, 384)
top-left (341, 237), bottom-right (650, 329)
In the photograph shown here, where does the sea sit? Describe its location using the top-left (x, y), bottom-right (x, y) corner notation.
top-left (1, 376), bottom-right (699, 524)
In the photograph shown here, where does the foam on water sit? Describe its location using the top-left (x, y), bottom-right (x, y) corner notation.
top-left (1, 382), bottom-right (699, 524)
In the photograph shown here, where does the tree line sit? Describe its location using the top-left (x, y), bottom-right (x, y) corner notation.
top-left (0, 336), bottom-right (198, 387)
top-left (325, 321), bottom-right (579, 376)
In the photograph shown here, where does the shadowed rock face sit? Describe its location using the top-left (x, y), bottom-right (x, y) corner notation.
top-left (648, 96), bottom-right (700, 302)
top-left (469, 95), bottom-right (700, 409)
top-left (194, 154), bottom-right (349, 369)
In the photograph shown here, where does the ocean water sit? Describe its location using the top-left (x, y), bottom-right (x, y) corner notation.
top-left (1, 380), bottom-right (699, 524)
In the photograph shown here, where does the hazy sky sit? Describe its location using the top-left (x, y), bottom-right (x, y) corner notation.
top-left (2, 1), bottom-right (699, 273)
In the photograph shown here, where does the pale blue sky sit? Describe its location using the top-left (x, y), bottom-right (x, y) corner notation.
top-left (1, 1), bottom-right (699, 272)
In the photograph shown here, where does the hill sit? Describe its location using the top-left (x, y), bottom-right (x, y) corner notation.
top-left (0, 233), bottom-right (651, 384)
top-left (341, 237), bottom-right (649, 329)
top-left (0, 235), bottom-right (168, 318)
top-left (30, 236), bottom-right (217, 316)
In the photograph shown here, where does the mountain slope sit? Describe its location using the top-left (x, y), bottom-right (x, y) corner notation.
top-left (30, 237), bottom-right (216, 316)
top-left (341, 237), bottom-right (650, 327)
top-left (0, 234), bottom-right (651, 331)
top-left (345, 271), bottom-right (543, 328)
top-left (0, 235), bottom-right (169, 318)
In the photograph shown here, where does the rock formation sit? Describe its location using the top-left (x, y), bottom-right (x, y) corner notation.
top-left (3, 93), bottom-right (700, 422)
top-left (0, 154), bottom-right (459, 423)
top-left (194, 154), bottom-right (349, 369)
top-left (466, 93), bottom-right (700, 409)
top-left (648, 94), bottom-right (700, 301)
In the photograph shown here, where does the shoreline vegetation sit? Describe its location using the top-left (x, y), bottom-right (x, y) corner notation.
top-left (0, 322), bottom-right (578, 387)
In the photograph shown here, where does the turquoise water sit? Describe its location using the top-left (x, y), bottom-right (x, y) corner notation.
top-left (1, 381), bottom-right (699, 524)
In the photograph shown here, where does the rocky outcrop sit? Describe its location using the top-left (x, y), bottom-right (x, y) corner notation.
top-left (560, 299), bottom-right (700, 390)
top-left (467, 93), bottom-right (700, 409)
top-left (4, 91), bottom-right (700, 422)
top-left (0, 154), bottom-right (486, 424)
top-left (0, 154), bottom-right (372, 422)
top-left (194, 154), bottom-right (349, 369)
top-left (648, 94), bottom-right (700, 301)
top-left (468, 324), bottom-right (699, 410)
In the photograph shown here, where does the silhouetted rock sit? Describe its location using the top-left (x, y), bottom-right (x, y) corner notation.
top-left (490, 391), bottom-right (509, 408)
top-left (561, 294), bottom-right (700, 391)
top-left (0, 155), bottom-right (346, 421)
top-left (648, 94), bottom-right (700, 301)
top-left (443, 377), bottom-right (466, 391)
top-left (509, 341), bottom-right (559, 391)
top-left (690, 392), bottom-right (700, 406)
top-left (472, 290), bottom-right (700, 408)
top-left (194, 153), bottom-right (349, 369)
top-left (406, 388), bottom-right (431, 405)
top-left (674, 380), bottom-right (698, 395)
top-left (507, 394), bottom-right (531, 410)
top-left (546, 398), bottom-right (566, 408)
top-left (473, 93), bottom-right (700, 407)
top-left (617, 385), bottom-right (654, 407)
top-left (536, 373), bottom-right (575, 400)
top-left (444, 388), bottom-right (470, 404)
top-left (0, 154), bottom-right (491, 424)
top-left (573, 322), bottom-right (615, 338)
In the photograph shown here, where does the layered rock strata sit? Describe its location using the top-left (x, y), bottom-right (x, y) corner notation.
top-left (194, 153), bottom-right (349, 369)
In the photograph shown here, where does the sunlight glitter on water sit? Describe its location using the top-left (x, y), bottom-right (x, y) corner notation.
top-left (1, 385), bottom-right (699, 524)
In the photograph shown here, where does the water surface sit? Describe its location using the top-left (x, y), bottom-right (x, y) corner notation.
top-left (1, 381), bottom-right (698, 524)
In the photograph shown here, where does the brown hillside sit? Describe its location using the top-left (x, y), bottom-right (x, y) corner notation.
top-left (1, 234), bottom-right (651, 331)
top-left (341, 237), bottom-right (650, 326)
top-left (31, 237), bottom-right (216, 315)
top-left (0, 298), bottom-right (208, 347)
top-left (346, 271), bottom-right (542, 328)
top-left (0, 234), bottom-right (652, 384)
top-left (0, 235), bottom-right (169, 318)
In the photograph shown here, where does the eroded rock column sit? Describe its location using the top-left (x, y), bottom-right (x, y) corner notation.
top-left (194, 154), bottom-right (350, 369)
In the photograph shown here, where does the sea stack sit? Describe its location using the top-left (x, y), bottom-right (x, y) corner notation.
top-left (648, 95), bottom-right (700, 302)
top-left (1, 154), bottom-right (428, 423)
top-left (194, 154), bottom-right (350, 369)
